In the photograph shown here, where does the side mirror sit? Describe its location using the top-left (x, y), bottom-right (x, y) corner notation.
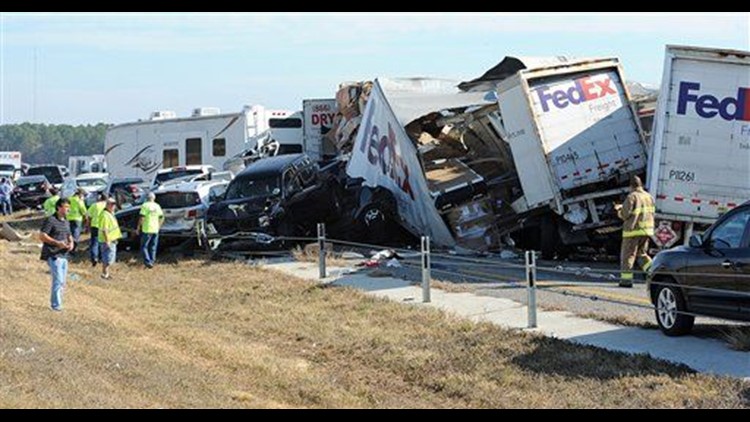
top-left (688, 234), bottom-right (703, 248)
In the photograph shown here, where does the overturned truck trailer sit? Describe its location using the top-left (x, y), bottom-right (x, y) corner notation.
top-left (346, 78), bottom-right (502, 251)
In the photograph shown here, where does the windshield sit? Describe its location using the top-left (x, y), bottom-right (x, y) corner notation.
top-left (155, 191), bottom-right (201, 209)
top-left (77, 178), bottom-right (108, 188)
top-left (225, 175), bottom-right (280, 200)
top-left (17, 176), bottom-right (47, 186)
top-left (28, 167), bottom-right (63, 184)
top-left (155, 169), bottom-right (204, 185)
top-left (0, 164), bottom-right (15, 172)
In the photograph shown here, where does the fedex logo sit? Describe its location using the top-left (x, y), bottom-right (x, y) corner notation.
top-left (535, 75), bottom-right (617, 112)
top-left (676, 81), bottom-right (750, 121)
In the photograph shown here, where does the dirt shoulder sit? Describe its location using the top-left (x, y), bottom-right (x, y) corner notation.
top-left (0, 239), bottom-right (747, 408)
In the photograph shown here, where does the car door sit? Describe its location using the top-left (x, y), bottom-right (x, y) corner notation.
top-left (726, 209), bottom-right (750, 318)
top-left (684, 208), bottom-right (750, 316)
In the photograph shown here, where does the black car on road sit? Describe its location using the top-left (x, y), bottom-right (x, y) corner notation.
top-left (648, 201), bottom-right (750, 335)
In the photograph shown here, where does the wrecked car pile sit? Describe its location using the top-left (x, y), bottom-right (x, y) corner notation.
top-left (204, 153), bottom-right (411, 252)
top-left (200, 56), bottom-right (649, 259)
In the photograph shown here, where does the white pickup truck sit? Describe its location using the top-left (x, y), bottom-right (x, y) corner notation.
top-left (646, 45), bottom-right (750, 248)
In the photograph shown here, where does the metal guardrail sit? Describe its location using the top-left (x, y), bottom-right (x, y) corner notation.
top-left (196, 221), bottom-right (749, 328)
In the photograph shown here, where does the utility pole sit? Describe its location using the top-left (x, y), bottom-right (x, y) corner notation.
top-left (0, 13), bottom-right (4, 126)
top-left (33, 46), bottom-right (37, 123)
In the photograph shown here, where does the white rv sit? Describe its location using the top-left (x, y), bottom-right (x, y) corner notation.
top-left (105, 106), bottom-right (303, 179)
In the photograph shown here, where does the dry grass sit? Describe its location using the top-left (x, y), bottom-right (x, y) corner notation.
top-left (291, 244), bottom-right (353, 267)
top-left (722, 327), bottom-right (750, 352)
top-left (0, 238), bottom-right (748, 408)
top-left (430, 279), bottom-right (476, 293)
top-left (572, 312), bottom-right (658, 329)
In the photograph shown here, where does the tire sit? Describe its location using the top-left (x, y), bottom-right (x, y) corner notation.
top-left (361, 206), bottom-right (387, 244)
top-left (653, 283), bottom-right (694, 336)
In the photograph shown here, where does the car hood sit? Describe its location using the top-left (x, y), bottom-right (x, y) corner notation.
top-left (207, 196), bottom-right (270, 221)
top-left (80, 186), bottom-right (106, 194)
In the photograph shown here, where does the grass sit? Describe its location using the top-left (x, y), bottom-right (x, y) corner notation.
top-left (291, 243), bottom-right (355, 267)
top-left (574, 312), bottom-right (658, 329)
top-left (0, 237), bottom-right (748, 408)
top-left (429, 279), bottom-right (476, 293)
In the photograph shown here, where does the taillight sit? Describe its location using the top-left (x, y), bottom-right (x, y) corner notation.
top-left (186, 209), bottom-right (203, 219)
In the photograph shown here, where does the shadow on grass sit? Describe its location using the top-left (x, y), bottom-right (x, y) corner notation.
top-left (510, 335), bottom-right (695, 380)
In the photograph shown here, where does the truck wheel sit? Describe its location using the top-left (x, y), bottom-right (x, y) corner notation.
top-left (653, 283), bottom-right (694, 336)
top-left (539, 217), bottom-right (558, 260)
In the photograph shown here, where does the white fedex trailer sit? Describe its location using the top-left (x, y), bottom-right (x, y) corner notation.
top-left (647, 45), bottom-right (750, 248)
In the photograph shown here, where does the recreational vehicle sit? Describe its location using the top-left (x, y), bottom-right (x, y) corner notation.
top-left (105, 105), bottom-right (302, 179)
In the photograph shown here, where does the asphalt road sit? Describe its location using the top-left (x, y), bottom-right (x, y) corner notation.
top-left (385, 252), bottom-right (745, 336)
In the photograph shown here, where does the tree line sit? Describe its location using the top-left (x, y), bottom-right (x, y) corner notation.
top-left (0, 123), bottom-right (111, 165)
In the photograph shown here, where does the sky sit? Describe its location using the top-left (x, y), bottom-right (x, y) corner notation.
top-left (1, 12), bottom-right (748, 125)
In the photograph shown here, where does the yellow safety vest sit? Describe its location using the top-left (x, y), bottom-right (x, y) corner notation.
top-left (88, 201), bottom-right (106, 229)
top-left (98, 210), bottom-right (122, 243)
top-left (43, 195), bottom-right (60, 217)
top-left (66, 195), bottom-right (87, 222)
top-left (140, 201), bottom-right (164, 234)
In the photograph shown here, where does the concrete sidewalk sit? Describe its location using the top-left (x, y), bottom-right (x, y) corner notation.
top-left (265, 261), bottom-right (750, 380)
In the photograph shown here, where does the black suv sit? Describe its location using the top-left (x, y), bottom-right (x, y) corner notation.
top-left (206, 154), bottom-right (400, 249)
top-left (648, 201), bottom-right (750, 335)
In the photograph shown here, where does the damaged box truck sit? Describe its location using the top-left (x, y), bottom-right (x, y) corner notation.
top-left (482, 57), bottom-right (649, 258)
top-left (343, 58), bottom-right (648, 257)
top-left (646, 45), bottom-right (750, 248)
top-left (346, 78), bottom-right (502, 251)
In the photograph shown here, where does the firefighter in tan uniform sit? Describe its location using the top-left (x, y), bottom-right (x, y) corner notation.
top-left (615, 176), bottom-right (655, 288)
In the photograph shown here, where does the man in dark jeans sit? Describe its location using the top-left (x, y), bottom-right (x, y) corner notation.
top-left (87, 192), bottom-right (108, 267)
top-left (39, 198), bottom-right (74, 311)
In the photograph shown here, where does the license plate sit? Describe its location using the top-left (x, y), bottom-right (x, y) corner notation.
top-left (28, 186), bottom-right (36, 191)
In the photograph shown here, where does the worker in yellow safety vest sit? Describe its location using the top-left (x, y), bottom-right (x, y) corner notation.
top-left (43, 187), bottom-right (60, 217)
top-left (615, 175), bottom-right (655, 288)
top-left (66, 188), bottom-right (88, 252)
top-left (137, 192), bottom-right (164, 269)
top-left (87, 193), bottom-right (108, 267)
top-left (98, 198), bottom-right (122, 280)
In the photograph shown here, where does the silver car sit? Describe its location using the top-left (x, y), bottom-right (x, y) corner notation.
top-left (154, 179), bottom-right (229, 238)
